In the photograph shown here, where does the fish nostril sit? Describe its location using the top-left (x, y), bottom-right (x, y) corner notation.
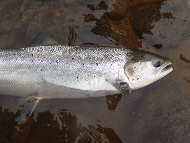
top-left (154, 61), bottom-right (161, 67)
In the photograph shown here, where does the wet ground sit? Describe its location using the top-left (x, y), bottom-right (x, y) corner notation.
top-left (0, 0), bottom-right (190, 142)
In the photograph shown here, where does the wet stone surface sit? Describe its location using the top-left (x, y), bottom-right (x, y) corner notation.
top-left (107, 0), bottom-right (130, 20)
top-left (0, 0), bottom-right (190, 142)
top-left (0, 0), bottom-right (142, 49)
top-left (130, 0), bottom-right (190, 49)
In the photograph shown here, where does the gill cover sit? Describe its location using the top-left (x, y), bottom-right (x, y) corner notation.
top-left (124, 50), bottom-right (173, 90)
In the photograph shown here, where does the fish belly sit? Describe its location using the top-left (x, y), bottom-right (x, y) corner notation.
top-left (0, 60), bottom-right (119, 98)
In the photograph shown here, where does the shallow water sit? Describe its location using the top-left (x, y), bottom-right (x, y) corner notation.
top-left (0, 0), bottom-right (190, 142)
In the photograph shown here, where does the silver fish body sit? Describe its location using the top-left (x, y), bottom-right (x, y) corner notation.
top-left (0, 45), bottom-right (173, 99)
top-left (0, 46), bottom-right (133, 98)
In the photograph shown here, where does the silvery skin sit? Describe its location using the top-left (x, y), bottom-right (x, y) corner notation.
top-left (0, 45), bottom-right (173, 119)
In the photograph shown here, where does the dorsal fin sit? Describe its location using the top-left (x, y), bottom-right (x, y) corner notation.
top-left (28, 33), bottom-right (62, 47)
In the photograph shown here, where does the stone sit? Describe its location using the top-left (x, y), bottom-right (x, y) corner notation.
top-left (130, 0), bottom-right (190, 48)
top-left (107, 0), bottom-right (130, 20)
top-left (22, 9), bottom-right (35, 23)
top-left (0, 19), bottom-right (15, 31)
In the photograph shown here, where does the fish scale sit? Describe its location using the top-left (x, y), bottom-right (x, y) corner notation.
top-left (0, 46), bottom-right (130, 63)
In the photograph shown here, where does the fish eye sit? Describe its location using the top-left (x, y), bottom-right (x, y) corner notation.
top-left (153, 60), bottom-right (162, 67)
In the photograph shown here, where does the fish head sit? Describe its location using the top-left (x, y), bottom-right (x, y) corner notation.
top-left (124, 50), bottom-right (173, 90)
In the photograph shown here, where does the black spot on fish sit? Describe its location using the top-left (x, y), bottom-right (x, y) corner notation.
top-left (31, 54), bottom-right (33, 57)
top-left (77, 77), bottom-right (79, 78)
top-left (72, 58), bottom-right (74, 60)
top-left (96, 63), bottom-right (98, 66)
top-left (40, 69), bottom-right (43, 71)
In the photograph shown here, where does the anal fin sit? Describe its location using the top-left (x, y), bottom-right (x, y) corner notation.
top-left (17, 91), bottom-right (42, 122)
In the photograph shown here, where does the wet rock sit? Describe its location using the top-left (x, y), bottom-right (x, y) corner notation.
top-left (0, 19), bottom-right (15, 31)
top-left (87, 1), bottom-right (107, 11)
top-left (84, 14), bottom-right (97, 23)
top-left (180, 53), bottom-right (190, 64)
top-left (6, 3), bottom-right (21, 16)
top-left (0, 27), bottom-right (9, 33)
top-left (107, 12), bottom-right (142, 49)
top-left (50, 3), bottom-right (66, 17)
top-left (124, 76), bottom-right (190, 143)
top-left (91, 16), bottom-right (112, 36)
top-left (130, 0), bottom-right (190, 48)
top-left (184, 76), bottom-right (190, 83)
top-left (29, 1), bottom-right (43, 9)
top-left (106, 94), bottom-right (122, 111)
top-left (21, 0), bottom-right (29, 13)
top-left (63, 0), bottom-right (78, 5)
top-left (107, 0), bottom-right (130, 20)
top-left (0, 34), bottom-right (9, 48)
top-left (22, 9), bottom-right (35, 23)
top-left (0, 107), bottom-right (17, 143)
top-left (11, 115), bottom-right (34, 143)
top-left (14, 20), bottom-right (23, 29)
top-left (37, 0), bottom-right (59, 2)
top-left (0, 4), bottom-right (12, 20)
top-left (130, 1), bottom-right (164, 38)
top-left (0, 26), bottom-right (29, 49)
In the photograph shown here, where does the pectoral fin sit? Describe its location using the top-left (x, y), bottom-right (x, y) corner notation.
top-left (106, 78), bottom-right (131, 96)
top-left (17, 91), bottom-right (42, 122)
top-left (112, 81), bottom-right (131, 96)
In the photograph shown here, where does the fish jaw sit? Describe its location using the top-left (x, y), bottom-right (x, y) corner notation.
top-left (156, 62), bottom-right (173, 77)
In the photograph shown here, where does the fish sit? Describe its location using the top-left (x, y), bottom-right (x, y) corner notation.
top-left (0, 37), bottom-right (173, 120)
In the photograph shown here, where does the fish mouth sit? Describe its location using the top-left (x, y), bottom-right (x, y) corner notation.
top-left (158, 63), bottom-right (173, 76)
top-left (161, 63), bottom-right (173, 72)
top-left (157, 62), bottom-right (173, 77)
